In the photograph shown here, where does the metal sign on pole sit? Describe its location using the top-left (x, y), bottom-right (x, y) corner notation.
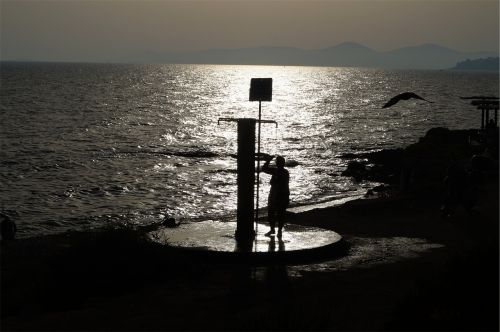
top-left (249, 78), bottom-right (273, 238)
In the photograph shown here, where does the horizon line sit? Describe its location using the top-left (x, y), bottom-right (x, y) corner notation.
top-left (2, 41), bottom-right (499, 63)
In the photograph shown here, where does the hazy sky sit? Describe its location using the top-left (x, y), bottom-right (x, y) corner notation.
top-left (1, 0), bottom-right (498, 62)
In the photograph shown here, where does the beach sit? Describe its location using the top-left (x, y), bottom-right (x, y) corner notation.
top-left (1, 127), bottom-right (498, 331)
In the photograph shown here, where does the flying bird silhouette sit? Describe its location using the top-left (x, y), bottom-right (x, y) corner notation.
top-left (382, 92), bottom-right (434, 108)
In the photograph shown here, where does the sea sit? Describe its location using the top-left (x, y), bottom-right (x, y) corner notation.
top-left (1, 63), bottom-right (498, 238)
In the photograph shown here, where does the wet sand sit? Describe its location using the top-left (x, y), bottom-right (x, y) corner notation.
top-left (1, 129), bottom-right (499, 331)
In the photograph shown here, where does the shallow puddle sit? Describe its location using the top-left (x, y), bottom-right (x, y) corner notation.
top-left (148, 220), bottom-right (342, 252)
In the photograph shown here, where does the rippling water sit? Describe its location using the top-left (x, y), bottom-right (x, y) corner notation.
top-left (0, 63), bottom-right (498, 238)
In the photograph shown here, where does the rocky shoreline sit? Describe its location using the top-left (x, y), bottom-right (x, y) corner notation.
top-left (340, 127), bottom-right (498, 198)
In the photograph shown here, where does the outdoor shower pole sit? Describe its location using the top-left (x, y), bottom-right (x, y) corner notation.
top-left (217, 117), bottom-right (276, 245)
top-left (249, 77), bottom-right (273, 240)
top-left (255, 101), bottom-right (262, 235)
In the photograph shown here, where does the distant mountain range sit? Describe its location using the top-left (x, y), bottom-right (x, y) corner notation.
top-left (126, 42), bottom-right (498, 69)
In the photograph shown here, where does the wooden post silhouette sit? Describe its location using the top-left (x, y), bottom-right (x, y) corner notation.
top-left (218, 117), bottom-right (277, 246)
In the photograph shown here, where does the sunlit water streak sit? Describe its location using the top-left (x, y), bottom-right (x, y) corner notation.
top-left (0, 63), bottom-right (498, 238)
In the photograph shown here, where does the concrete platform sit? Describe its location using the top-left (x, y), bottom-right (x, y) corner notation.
top-left (147, 220), bottom-right (347, 264)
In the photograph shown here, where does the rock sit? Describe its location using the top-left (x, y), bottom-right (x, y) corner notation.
top-left (162, 217), bottom-right (180, 228)
top-left (424, 127), bottom-right (450, 143)
top-left (342, 161), bottom-right (367, 181)
top-left (285, 160), bottom-right (299, 167)
top-left (364, 149), bottom-right (404, 164)
top-left (373, 184), bottom-right (390, 193)
top-left (340, 127), bottom-right (499, 188)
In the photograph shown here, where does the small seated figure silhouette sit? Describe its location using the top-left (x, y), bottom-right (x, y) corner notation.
top-left (262, 155), bottom-right (290, 238)
top-left (486, 119), bottom-right (496, 129)
top-left (1, 214), bottom-right (17, 240)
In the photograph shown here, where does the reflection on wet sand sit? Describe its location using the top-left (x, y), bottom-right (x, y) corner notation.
top-left (148, 220), bottom-right (342, 253)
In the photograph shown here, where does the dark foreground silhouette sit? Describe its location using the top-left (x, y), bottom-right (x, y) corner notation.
top-left (1, 127), bottom-right (498, 331)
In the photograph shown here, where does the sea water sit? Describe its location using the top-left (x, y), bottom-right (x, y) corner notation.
top-left (1, 63), bottom-right (498, 238)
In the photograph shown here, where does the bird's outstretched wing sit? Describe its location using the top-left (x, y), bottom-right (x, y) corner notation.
top-left (382, 92), bottom-right (433, 108)
top-left (382, 96), bottom-right (402, 108)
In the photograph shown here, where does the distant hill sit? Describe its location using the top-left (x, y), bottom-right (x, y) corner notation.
top-left (451, 57), bottom-right (499, 71)
top-left (123, 42), bottom-right (499, 69)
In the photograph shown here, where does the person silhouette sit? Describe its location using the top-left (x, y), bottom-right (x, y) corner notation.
top-left (262, 155), bottom-right (290, 238)
top-left (486, 119), bottom-right (496, 129)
